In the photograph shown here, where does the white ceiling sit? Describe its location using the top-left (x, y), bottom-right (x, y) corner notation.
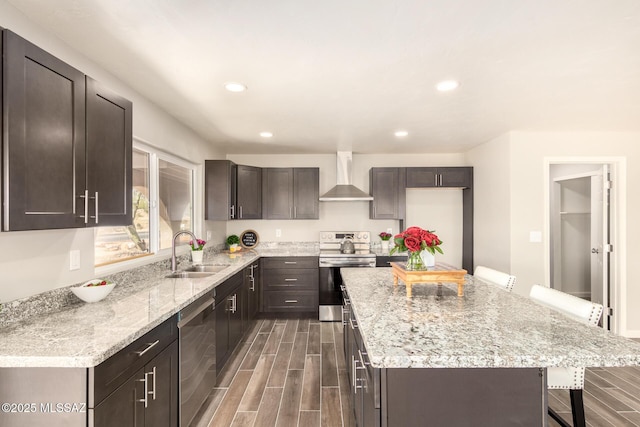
top-left (7, 0), bottom-right (640, 154)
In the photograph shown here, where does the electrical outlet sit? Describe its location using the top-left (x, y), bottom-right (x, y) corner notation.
top-left (276, 229), bottom-right (282, 238)
top-left (206, 230), bottom-right (212, 241)
top-left (386, 228), bottom-right (393, 235)
top-left (69, 250), bottom-right (80, 271)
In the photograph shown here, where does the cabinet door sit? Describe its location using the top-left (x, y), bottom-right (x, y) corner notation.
top-left (228, 292), bottom-right (244, 350)
top-left (205, 160), bottom-right (236, 220)
top-left (406, 167), bottom-right (438, 188)
top-left (3, 29), bottom-right (86, 230)
top-left (263, 168), bottom-right (293, 219)
top-left (94, 367), bottom-right (145, 427)
top-left (246, 262), bottom-right (261, 321)
top-left (369, 168), bottom-right (404, 219)
top-left (215, 298), bottom-right (230, 372)
top-left (145, 341), bottom-right (178, 427)
top-left (293, 168), bottom-right (319, 219)
top-left (85, 77), bottom-right (132, 226)
top-left (439, 167), bottom-right (471, 188)
top-left (237, 165), bottom-right (262, 219)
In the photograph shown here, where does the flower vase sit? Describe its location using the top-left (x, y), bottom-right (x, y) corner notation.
top-left (421, 250), bottom-right (436, 267)
top-left (406, 251), bottom-right (426, 271)
top-left (191, 250), bottom-right (203, 264)
top-left (380, 240), bottom-right (390, 252)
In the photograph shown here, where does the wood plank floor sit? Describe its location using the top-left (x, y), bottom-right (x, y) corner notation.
top-left (193, 316), bottom-right (354, 427)
top-left (194, 317), bottom-right (640, 427)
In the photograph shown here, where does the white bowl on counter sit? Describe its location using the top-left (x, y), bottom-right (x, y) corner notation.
top-left (71, 280), bottom-right (116, 303)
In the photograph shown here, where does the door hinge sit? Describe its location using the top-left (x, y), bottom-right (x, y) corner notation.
top-left (605, 244), bottom-right (613, 253)
top-left (607, 307), bottom-right (613, 317)
top-left (605, 180), bottom-right (613, 190)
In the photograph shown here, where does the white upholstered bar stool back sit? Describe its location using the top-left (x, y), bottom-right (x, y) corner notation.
top-left (529, 284), bottom-right (604, 427)
top-left (473, 266), bottom-right (516, 292)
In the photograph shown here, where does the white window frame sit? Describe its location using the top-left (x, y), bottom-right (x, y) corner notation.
top-left (95, 138), bottom-right (200, 276)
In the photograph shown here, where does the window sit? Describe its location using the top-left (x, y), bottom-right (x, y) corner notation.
top-left (94, 143), bottom-right (196, 266)
top-left (158, 158), bottom-right (193, 250)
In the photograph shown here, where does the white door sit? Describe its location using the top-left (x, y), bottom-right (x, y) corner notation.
top-left (590, 165), bottom-right (610, 328)
top-left (550, 164), bottom-right (611, 330)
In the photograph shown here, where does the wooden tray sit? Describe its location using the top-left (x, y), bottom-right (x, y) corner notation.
top-left (390, 262), bottom-right (467, 297)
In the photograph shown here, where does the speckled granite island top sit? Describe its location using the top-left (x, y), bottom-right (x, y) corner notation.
top-left (0, 247), bottom-right (319, 368)
top-left (340, 268), bottom-right (640, 369)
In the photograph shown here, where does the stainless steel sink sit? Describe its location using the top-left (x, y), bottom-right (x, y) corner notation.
top-left (184, 264), bottom-right (229, 273)
top-left (165, 271), bottom-right (216, 279)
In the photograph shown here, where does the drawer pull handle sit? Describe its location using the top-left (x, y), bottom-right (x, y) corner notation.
top-left (135, 340), bottom-right (160, 357)
top-left (284, 261), bottom-right (297, 264)
top-left (284, 278), bottom-right (298, 282)
top-left (285, 300), bottom-right (298, 303)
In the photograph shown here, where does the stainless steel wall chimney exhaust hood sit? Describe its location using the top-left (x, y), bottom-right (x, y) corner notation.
top-left (319, 151), bottom-right (373, 201)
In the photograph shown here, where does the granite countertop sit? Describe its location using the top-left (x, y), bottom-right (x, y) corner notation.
top-left (0, 246), bottom-right (319, 369)
top-left (341, 267), bottom-right (640, 369)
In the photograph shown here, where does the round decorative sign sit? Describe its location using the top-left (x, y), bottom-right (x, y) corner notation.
top-left (240, 230), bottom-right (259, 249)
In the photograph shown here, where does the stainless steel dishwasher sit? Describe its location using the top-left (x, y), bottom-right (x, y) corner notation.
top-left (178, 292), bottom-right (216, 426)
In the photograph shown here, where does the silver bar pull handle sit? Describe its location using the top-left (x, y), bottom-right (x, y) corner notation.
top-left (230, 205), bottom-right (235, 219)
top-left (134, 340), bottom-right (160, 357)
top-left (284, 278), bottom-right (298, 282)
top-left (89, 192), bottom-right (99, 224)
top-left (284, 300), bottom-right (298, 303)
top-left (239, 206), bottom-right (243, 218)
top-left (294, 206), bottom-right (297, 218)
top-left (79, 190), bottom-right (89, 223)
top-left (349, 316), bottom-right (358, 330)
top-left (136, 375), bottom-right (148, 408)
top-left (284, 261), bottom-right (297, 265)
top-left (250, 277), bottom-right (255, 291)
top-left (148, 366), bottom-right (157, 400)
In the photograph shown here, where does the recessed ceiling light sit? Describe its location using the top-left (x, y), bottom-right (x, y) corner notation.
top-left (259, 132), bottom-right (273, 138)
top-left (394, 130), bottom-right (409, 137)
top-left (224, 82), bottom-right (247, 92)
top-left (435, 80), bottom-right (459, 92)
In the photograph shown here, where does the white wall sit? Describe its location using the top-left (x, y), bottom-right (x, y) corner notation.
top-left (465, 134), bottom-right (512, 273)
top-left (0, 3), bottom-right (223, 303)
top-left (468, 131), bottom-right (640, 336)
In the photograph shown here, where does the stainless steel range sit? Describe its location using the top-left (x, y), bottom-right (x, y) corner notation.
top-left (319, 231), bottom-right (375, 321)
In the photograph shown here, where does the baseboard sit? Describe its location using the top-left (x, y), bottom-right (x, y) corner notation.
top-left (621, 329), bottom-right (640, 339)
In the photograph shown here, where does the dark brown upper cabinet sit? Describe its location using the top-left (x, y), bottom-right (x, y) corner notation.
top-left (205, 160), bottom-right (262, 220)
top-left (263, 168), bottom-right (319, 220)
top-left (406, 167), bottom-right (472, 188)
top-left (85, 78), bottom-right (133, 226)
top-left (369, 167), bottom-right (406, 220)
top-left (2, 30), bottom-right (132, 231)
top-left (236, 165), bottom-right (262, 219)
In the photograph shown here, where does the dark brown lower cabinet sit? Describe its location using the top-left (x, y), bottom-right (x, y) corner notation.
top-left (262, 257), bottom-right (319, 314)
top-left (93, 340), bottom-right (178, 427)
top-left (244, 262), bottom-right (261, 323)
top-left (215, 271), bottom-right (245, 373)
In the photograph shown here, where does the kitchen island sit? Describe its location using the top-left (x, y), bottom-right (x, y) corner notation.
top-left (340, 267), bottom-right (640, 426)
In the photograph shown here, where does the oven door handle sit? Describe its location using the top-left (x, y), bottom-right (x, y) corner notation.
top-left (319, 262), bottom-right (375, 267)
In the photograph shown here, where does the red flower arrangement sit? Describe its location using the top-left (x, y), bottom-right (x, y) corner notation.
top-left (390, 226), bottom-right (443, 255)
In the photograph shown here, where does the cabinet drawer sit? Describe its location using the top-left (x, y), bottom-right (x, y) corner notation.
top-left (263, 269), bottom-right (318, 291)
top-left (263, 291), bottom-right (318, 312)
top-left (262, 256), bottom-right (318, 269)
top-left (91, 315), bottom-right (178, 405)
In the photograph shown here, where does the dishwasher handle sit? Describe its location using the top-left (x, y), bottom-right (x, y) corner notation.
top-left (178, 297), bottom-right (215, 328)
